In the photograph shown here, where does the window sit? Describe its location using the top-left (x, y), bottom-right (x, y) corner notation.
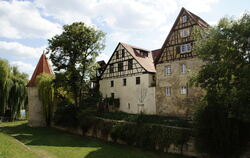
top-left (180, 43), bottom-right (192, 53)
top-left (136, 77), bottom-right (140, 85)
top-left (116, 51), bottom-right (119, 59)
top-left (176, 46), bottom-right (180, 54)
top-left (128, 103), bottom-right (130, 109)
top-left (123, 78), bottom-right (126, 86)
top-left (111, 93), bottom-right (115, 98)
top-left (122, 49), bottom-right (125, 57)
top-left (165, 65), bottom-right (172, 75)
top-left (118, 62), bottom-right (123, 72)
top-left (182, 15), bottom-right (187, 23)
top-left (166, 87), bottom-right (171, 96)
top-left (180, 86), bottom-right (187, 95)
top-left (180, 28), bottom-right (190, 38)
top-left (110, 64), bottom-right (114, 73)
top-left (111, 80), bottom-right (114, 87)
top-left (128, 59), bottom-right (133, 70)
top-left (181, 64), bottom-right (186, 73)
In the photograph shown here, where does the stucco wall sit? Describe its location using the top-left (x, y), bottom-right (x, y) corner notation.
top-left (100, 73), bottom-right (156, 114)
top-left (156, 57), bottom-right (204, 117)
top-left (27, 87), bottom-right (46, 127)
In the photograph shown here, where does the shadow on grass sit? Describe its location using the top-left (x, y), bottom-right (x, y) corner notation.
top-left (0, 122), bottom-right (193, 158)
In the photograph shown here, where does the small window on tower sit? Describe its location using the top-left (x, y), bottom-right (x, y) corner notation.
top-left (182, 15), bottom-right (187, 23)
top-left (111, 80), bottom-right (114, 87)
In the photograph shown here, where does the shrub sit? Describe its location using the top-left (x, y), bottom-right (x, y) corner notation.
top-left (79, 117), bottom-right (191, 152)
top-left (96, 112), bottom-right (191, 127)
top-left (194, 104), bottom-right (250, 158)
top-left (53, 100), bottom-right (79, 128)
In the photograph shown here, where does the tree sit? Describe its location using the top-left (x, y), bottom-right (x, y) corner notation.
top-left (8, 66), bottom-right (28, 120)
top-left (0, 59), bottom-right (28, 120)
top-left (47, 22), bottom-right (105, 107)
top-left (0, 59), bottom-right (10, 116)
top-left (192, 14), bottom-right (250, 158)
top-left (36, 73), bottom-right (54, 126)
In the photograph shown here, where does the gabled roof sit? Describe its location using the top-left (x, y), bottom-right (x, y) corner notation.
top-left (27, 53), bottom-right (53, 87)
top-left (155, 7), bottom-right (209, 63)
top-left (151, 49), bottom-right (161, 63)
top-left (120, 43), bottom-right (156, 73)
top-left (97, 60), bottom-right (106, 70)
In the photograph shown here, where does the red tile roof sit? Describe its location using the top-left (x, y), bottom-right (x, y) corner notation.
top-left (120, 43), bottom-right (156, 73)
top-left (27, 53), bottom-right (53, 87)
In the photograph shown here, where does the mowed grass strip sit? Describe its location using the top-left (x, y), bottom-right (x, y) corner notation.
top-left (0, 132), bottom-right (40, 158)
top-left (0, 121), bottom-right (191, 158)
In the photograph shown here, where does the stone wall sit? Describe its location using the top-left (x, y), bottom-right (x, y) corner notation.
top-left (156, 57), bottom-right (204, 117)
top-left (27, 87), bottom-right (45, 127)
top-left (53, 117), bottom-right (197, 157)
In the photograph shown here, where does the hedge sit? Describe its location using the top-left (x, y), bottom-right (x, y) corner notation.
top-left (80, 117), bottom-right (192, 152)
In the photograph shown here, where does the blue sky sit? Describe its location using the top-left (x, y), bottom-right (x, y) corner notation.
top-left (0, 0), bottom-right (249, 78)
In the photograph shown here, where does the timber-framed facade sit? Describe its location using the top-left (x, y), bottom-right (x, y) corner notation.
top-left (99, 43), bottom-right (157, 114)
top-left (155, 8), bottom-right (208, 117)
top-left (99, 7), bottom-right (209, 116)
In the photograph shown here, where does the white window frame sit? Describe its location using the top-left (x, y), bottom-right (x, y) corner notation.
top-left (180, 86), bottom-right (187, 95)
top-left (181, 64), bottom-right (187, 74)
top-left (166, 87), bottom-right (171, 96)
top-left (165, 65), bottom-right (172, 75)
top-left (182, 15), bottom-right (187, 23)
top-left (180, 43), bottom-right (192, 53)
top-left (180, 28), bottom-right (190, 38)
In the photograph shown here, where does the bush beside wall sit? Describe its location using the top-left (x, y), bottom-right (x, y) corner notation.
top-left (80, 117), bottom-right (192, 153)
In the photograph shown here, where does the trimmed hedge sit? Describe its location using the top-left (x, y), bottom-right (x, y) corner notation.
top-left (80, 117), bottom-right (191, 152)
top-left (96, 112), bottom-right (191, 128)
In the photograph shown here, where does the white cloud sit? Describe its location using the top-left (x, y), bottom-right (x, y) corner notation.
top-left (35, 0), bottom-right (219, 31)
top-left (181, 0), bottom-right (219, 13)
top-left (0, 41), bottom-right (45, 59)
top-left (10, 61), bottom-right (35, 77)
top-left (0, 0), bottom-right (61, 39)
top-left (108, 32), bottom-right (131, 43)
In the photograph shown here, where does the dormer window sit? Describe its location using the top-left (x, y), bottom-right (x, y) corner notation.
top-left (135, 49), bottom-right (148, 57)
top-left (182, 15), bottom-right (187, 23)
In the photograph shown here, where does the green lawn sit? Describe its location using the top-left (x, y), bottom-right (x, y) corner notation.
top-left (0, 121), bottom-right (191, 158)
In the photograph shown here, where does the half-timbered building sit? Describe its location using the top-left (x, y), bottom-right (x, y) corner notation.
top-left (100, 42), bottom-right (158, 114)
top-left (155, 8), bottom-right (209, 117)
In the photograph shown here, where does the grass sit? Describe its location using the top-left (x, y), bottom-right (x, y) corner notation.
top-left (0, 121), bottom-right (192, 158)
top-left (0, 132), bottom-right (39, 158)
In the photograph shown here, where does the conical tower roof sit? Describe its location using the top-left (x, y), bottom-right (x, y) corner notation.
top-left (27, 53), bottom-right (53, 87)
